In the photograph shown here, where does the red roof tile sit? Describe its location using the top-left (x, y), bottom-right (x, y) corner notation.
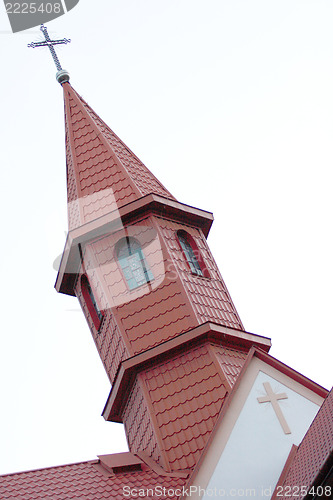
top-left (76, 275), bottom-right (129, 384)
top-left (212, 345), bottom-right (247, 387)
top-left (123, 377), bottom-right (164, 468)
top-left (143, 344), bottom-right (228, 470)
top-left (157, 218), bottom-right (244, 331)
top-left (81, 217), bottom-right (198, 356)
top-left (274, 388), bottom-right (333, 499)
top-left (0, 458), bottom-right (187, 500)
top-left (63, 83), bottom-right (175, 230)
top-left (117, 276), bottom-right (196, 355)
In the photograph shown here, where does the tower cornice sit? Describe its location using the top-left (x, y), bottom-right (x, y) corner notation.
top-left (102, 322), bottom-right (272, 423)
top-left (55, 193), bottom-right (214, 296)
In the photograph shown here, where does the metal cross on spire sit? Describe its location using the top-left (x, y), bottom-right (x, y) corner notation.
top-left (28, 25), bottom-right (71, 84)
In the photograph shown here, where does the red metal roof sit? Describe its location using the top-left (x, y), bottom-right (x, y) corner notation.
top-left (273, 387), bottom-right (333, 499)
top-left (140, 344), bottom-right (230, 471)
top-left (0, 455), bottom-right (187, 499)
top-left (123, 377), bottom-right (165, 468)
top-left (211, 345), bottom-right (247, 386)
top-left (157, 219), bottom-right (244, 331)
top-left (63, 82), bottom-right (175, 230)
top-left (103, 323), bottom-right (271, 422)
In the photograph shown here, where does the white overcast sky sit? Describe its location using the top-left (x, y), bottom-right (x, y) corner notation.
top-left (0, 0), bottom-right (332, 475)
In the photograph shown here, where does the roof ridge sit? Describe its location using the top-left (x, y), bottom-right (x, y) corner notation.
top-left (0, 458), bottom-right (99, 478)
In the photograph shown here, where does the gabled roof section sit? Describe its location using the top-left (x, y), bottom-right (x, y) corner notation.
top-left (63, 82), bottom-right (176, 230)
top-left (183, 348), bottom-right (327, 499)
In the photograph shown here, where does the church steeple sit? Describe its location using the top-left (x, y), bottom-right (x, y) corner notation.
top-left (56, 80), bottom-right (271, 473)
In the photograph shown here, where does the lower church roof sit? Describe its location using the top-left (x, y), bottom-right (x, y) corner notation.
top-left (0, 453), bottom-right (188, 500)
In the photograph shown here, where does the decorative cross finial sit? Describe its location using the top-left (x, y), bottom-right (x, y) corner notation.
top-left (28, 25), bottom-right (71, 84)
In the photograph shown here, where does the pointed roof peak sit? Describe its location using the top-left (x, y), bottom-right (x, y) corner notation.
top-left (63, 82), bottom-right (176, 230)
top-left (56, 69), bottom-right (70, 84)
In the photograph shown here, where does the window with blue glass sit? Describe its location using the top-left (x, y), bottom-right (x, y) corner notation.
top-left (116, 237), bottom-right (154, 290)
top-left (177, 230), bottom-right (205, 277)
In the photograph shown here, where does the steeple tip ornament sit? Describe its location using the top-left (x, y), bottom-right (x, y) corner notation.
top-left (56, 69), bottom-right (70, 84)
top-left (28, 24), bottom-right (71, 84)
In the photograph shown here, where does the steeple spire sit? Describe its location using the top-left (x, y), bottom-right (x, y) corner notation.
top-left (62, 82), bottom-right (176, 230)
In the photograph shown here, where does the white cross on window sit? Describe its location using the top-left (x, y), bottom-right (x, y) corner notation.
top-left (257, 382), bottom-right (291, 435)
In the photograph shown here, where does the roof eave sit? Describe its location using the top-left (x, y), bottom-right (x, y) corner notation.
top-left (55, 194), bottom-right (214, 296)
top-left (102, 322), bottom-right (272, 423)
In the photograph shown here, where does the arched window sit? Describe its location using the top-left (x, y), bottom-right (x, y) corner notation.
top-left (81, 275), bottom-right (103, 330)
top-left (177, 230), bottom-right (209, 278)
top-left (116, 237), bottom-right (154, 290)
